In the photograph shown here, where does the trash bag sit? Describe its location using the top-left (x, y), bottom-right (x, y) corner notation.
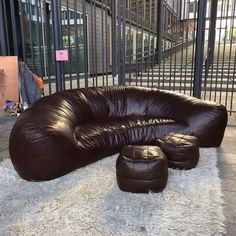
top-left (3, 100), bottom-right (17, 116)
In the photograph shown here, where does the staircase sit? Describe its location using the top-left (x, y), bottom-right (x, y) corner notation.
top-left (126, 60), bottom-right (236, 94)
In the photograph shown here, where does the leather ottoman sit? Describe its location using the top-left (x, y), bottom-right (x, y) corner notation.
top-left (116, 145), bottom-right (168, 193)
top-left (154, 133), bottom-right (199, 170)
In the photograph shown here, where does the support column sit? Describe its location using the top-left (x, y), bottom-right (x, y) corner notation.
top-left (155, 0), bottom-right (164, 64)
top-left (111, 0), bottom-right (117, 77)
top-left (205, 0), bottom-right (218, 74)
top-left (0, 0), bottom-right (7, 55)
top-left (9, 0), bottom-right (18, 56)
top-left (193, 0), bottom-right (207, 98)
top-left (51, 0), bottom-right (62, 92)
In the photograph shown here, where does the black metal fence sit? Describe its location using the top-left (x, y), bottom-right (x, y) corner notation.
top-left (0, 0), bottom-right (236, 114)
top-left (118, 0), bottom-right (236, 114)
top-left (0, 0), bottom-right (118, 95)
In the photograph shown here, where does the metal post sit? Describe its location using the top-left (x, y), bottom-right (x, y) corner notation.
top-left (0, 0), bottom-right (7, 55)
top-left (117, 0), bottom-right (122, 85)
top-left (121, 0), bottom-right (126, 85)
top-left (207, 0), bottom-right (218, 66)
top-left (51, 0), bottom-right (62, 92)
top-left (205, 0), bottom-right (218, 81)
top-left (193, 0), bottom-right (206, 98)
top-left (82, 0), bottom-right (88, 87)
top-left (9, 0), bottom-right (18, 56)
top-left (111, 0), bottom-right (117, 77)
top-left (155, 0), bottom-right (164, 64)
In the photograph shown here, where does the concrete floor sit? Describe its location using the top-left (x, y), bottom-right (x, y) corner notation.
top-left (0, 111), bottom-right (235, 235)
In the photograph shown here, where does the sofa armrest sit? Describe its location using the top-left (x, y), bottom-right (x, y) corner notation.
top-left (9, 98), bottom-right (82, 181)
top-left (148, 89), bottom-right (228, 147)
top-left (184, 101), bottom-right (227, 146)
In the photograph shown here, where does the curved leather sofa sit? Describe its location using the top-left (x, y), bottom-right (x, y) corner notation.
top-left (9, 86), bottom-right (228, 181)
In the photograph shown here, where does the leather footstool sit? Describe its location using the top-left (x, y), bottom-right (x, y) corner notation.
top-left (116, 145), bottom-right (168, 193)
top-left (154, 133), bottom-right (199, 170)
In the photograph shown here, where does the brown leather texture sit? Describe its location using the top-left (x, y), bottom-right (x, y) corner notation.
top-left (116, 145), bottom-right (168, 193)
top-left (154, 133), bottom-right (199, 170)
top-left (9, 86), bottom-right (228, 181)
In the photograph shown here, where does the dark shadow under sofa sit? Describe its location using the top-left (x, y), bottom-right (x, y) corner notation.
top-left (9, 86), bottom-right (228, 181)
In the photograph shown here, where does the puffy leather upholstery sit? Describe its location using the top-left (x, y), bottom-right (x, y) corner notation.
top-left (154, 133), bottom-right (199, 170)
top-left (116, 145), bottom-right (168, 193)
top-left (9, 86), bottom-right (228, 181)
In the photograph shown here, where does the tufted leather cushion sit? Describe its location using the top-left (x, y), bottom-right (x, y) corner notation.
top-left (9, 86), bottom-right (227, 181)
top-left (154, 133), bottom-right (199, 170)
top-left (116, 145), bottom-right (168, 193)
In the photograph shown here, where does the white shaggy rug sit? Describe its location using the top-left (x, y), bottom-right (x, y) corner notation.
top-left (0, 148), bottom-right (225, 236)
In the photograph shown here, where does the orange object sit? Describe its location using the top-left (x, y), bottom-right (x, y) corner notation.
top-left (33, 73), bottom-right (44, 92)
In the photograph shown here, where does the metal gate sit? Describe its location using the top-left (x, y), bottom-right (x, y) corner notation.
top-left (0, 0), bottom-right (236, 114)
top-left (117, 0), bottom-right (236, 114)
top-left (0, 0), bottom-right (118, 95)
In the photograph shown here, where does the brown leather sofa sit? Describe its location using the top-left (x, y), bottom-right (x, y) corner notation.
top-left (9, 86), bottom-right (228, 181)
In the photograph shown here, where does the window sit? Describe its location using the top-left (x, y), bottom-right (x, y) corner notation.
top-left (189, 3), bottom-right (195, 13)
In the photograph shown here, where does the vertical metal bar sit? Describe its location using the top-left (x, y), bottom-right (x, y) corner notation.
top-left (111, 0), bottom-right (117, 80)
top-left (59, 1), bottom-right (66, 90)
top-left (35, 0), bottom-right (44, 77)
top-left (90, 0), bottom-right (94, 85)
top-left (9, 0), bottom-right (18, 55)
top-left (27, 0), bottom-right (35, 71)
top-left (139, 0), bottom-right (145, 87)
top-left (93, 0), bottom-right (98, 86)
top-left (82, 0), bottom-right (88, 88)
top-left (151, 0), bottom-right (157, 88)
top-left (78, 11), bottom-right (83, 79)
top-left (193, 0), bottom-right (206, 98)
top-left (156, 0), bottom-right (163, 64)
top-left (205, 0), bottom-right (218, 76)
top-left (121, 0), bottom-right (126, 85)
top-left (41, 0), bottom-right (47, 80)
top-left (128, 0), bottom-right (132, 86)
top-left (225, 0), bottom-right (236, 109)
top-left (140, 0), bottom-right (146, 86)
top-left (173, 6), bottom-right (179, 91)
top-left (147, 0), bottom-right (152, 88)
top-left (51, 0), bottom-right (62, 92)
top-left (213, 0), bottom-right (224, 102)
top-left (190, 0), bottom-right (197, 96)
top-left (2, 0), bottom-right (10, 54)
top-left (93, 0), bottom-right (97, 86)
top-left (161, 6), bottom-right (166, 89)
top-left (169, 11), bottom-right (173, 91)
top-left (76, 7), bottom-right (80, 88)
top-left (66, 0), bottom-right (72, 89)
top-left (74, 0), bottom-right (80, 88)
top-left (219, 0), bottom-right (230, 104)
top-left (184, 3), bottom-right (189, 94)
top-left (105, 0), bottom-right (109, 86)
top-left (135, 0), bottom-right (139, 86)
top-left (44, 1), bottom-right (52, 95)
top-left (0, 0), bottom-right (7, 55)
top-left (180, 0), bottom-right (186, 93)
top-left (229, 49), bottom-right (236, 114)
top-left (101, 0), bottom-right (105, 86)
top-left (117, 0), bottom-right (122, 85)
top-left (18, 0), bottom-right (26, 62)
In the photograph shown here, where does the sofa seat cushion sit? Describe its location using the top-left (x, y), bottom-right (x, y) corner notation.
top-left (74, 117), bottom-right (188, 159)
